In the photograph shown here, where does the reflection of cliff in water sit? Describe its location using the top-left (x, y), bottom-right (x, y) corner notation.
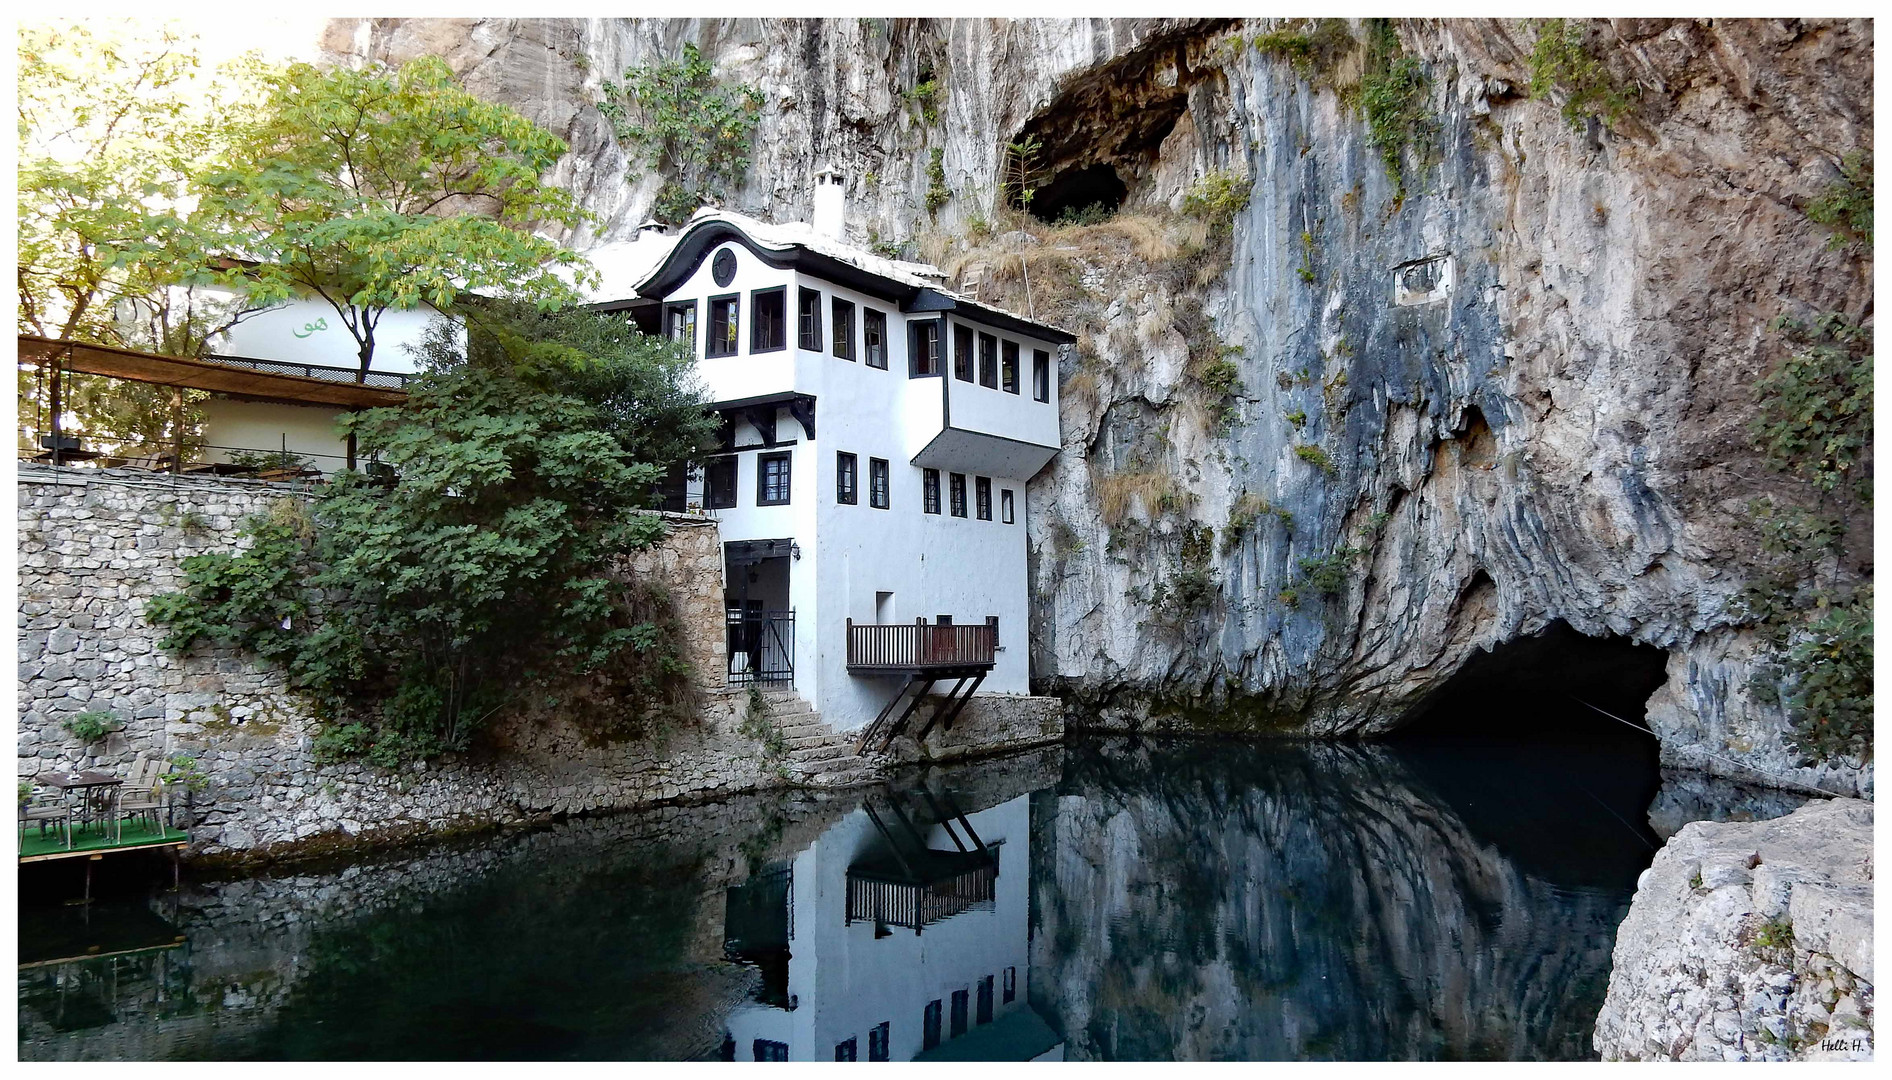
top-left (1029, 738), bottom-right (1654, 1061)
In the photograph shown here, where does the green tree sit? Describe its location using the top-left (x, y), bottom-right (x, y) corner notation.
top-left (200, 56), bottom-right (596, 378)
top-left (145, 305), bottom-right (719, 764)
top-left (16, 21), bottom-right (262, 454)
top-left (599, 43), bottom-right (764, 225)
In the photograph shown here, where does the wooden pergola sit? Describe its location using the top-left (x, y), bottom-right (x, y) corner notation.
top-left (18, 334), bottom-right (408, 470)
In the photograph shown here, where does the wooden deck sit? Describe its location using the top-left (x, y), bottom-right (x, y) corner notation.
top-left (846, 620), bottom-right (997, 676)
top-left (19, 819), bottom-right (189, 863)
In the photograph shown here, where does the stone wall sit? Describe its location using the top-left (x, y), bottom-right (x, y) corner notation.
top-left (16, 466), bottom-right (774, 858)
top-left (17, 465), bottom-right (1066, 860)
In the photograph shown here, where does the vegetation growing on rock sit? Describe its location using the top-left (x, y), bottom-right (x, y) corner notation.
top-left (1528, 18), bottom-right (1640, 132)
top-left (600, 43), bottom-right (765, 225)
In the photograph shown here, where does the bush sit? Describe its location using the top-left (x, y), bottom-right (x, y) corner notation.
top-left (1294, 444), bottom-right (1337, 474)
top-left (1751, 313), bottom-right (1873, 503)
top-left (62, 710), bottom-right (121, 743)
top-left (1803, 151), bottom-right (1873, 250)
top-left (1181, 171), bottom-right (1252, 237)
top-left (1297, 548), bottom-right (1363, 596)
top-left (1528, 18), bottom-right (1639, 132)
top-left (925, 147), bottom-right (951, 216)
top-left (1357, 21), bottom-right (1431, 200)
top-left (600, 44), bottom-right (764, 224)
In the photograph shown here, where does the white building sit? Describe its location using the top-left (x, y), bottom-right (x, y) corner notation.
top-left (719, 792), bottom-right (1062, 1062)
top-left (619, 193), bottom-right (1071, 736)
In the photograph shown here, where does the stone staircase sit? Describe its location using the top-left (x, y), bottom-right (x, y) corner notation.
top-left (755, 687), bottom-right (880, 788)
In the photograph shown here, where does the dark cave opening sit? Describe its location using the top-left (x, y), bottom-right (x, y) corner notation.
top-left (1025, 163), bottom-right (1129, 223)
top-left (1388, 621), bottom-right (1673, 884)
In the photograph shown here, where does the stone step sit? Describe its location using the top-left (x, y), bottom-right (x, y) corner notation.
top-left (785, 732), bottom-right (847, 750)
top-left (788, 742), bottom-right (856, 765)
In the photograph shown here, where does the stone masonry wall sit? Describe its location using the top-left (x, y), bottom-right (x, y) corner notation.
top-left (17, 465), bottom-right (1064, 860)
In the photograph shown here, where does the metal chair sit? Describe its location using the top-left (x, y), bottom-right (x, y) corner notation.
top-left (19, 790), bottom-right (74, 849)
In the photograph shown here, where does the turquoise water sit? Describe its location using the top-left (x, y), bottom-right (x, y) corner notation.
top-left (20, 731), bottom-right (1699, 1061)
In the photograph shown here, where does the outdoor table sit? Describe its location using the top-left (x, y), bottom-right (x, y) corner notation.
top-left (35, 771), bottom-right (124, 843)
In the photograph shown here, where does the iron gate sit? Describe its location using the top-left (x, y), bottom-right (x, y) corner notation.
top-left (727, 608), bottom-right (795, 685)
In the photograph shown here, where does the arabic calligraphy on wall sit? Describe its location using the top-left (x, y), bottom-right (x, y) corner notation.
top-left (292, 317), bottom-right (329, 339)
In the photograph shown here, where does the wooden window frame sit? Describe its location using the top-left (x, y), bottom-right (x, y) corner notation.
top-left (1001, 488), bottom-right (1015, 524)
top-left (750, 286), bottom-right (787, 354)
top-left (836, 451), bottom-right (858, 505)
top-left (953, 323), bottom-right (975, 381)
top-left (832, 297), bottom-right (856, 360)
top-left (978, 332), bottom-right (998, 388)
top-left (756, 450), bottom-right (792, 506)
top-left (949, 472), bottom-right (967, 517)
top-left (664, 300), bottom-right (697, 355)
top-left (869, 457), bottom-right (890, 509)
top-left (798, 286), bottom-right (822, 351)
top-left (923, 468), bottom-right (941, 514)
top-left (1033, 348), bottom-right (1051, 401)
top-left (864, 308), bottom-right (888, 369)
top-left (909, 317), bottom-right (942, 378)
top-left (975, 475), bottom-right (992, 520)
top-left (706, 294), bottom-right (740, 358)
top-left (1002, 340), bottom-right (1020, 394)
top-left (706, 456), bottom-right (737, 509)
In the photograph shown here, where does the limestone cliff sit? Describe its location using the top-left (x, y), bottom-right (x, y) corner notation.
top-left (319, 18), bottom-right (1873, 796)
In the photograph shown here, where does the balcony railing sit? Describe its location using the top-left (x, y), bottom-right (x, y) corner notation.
top-left (201, 353), bottom-right (413, 389)
top-left (846, 621), bottom-right (996, 673)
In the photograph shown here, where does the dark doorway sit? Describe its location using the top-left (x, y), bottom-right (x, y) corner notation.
top-left (1026, 163), bottom-right (1128, 223)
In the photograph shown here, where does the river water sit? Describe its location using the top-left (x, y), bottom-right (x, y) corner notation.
top-left (18, 730), bottom-right (1801, 1061)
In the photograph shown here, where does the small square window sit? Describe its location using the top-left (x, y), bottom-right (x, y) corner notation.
top-left (707, 296), bottom-right (740, 358)
top-left (832, 297), bottom-right (856, 360)
top-left (864, 309), bottom-right (888, 369)
top-left (975, 476), bottom-right (991, 520)
top-left (1001, 488), bottom-right (1015, 524)
top-left (751, 287), bottom-right (786, 352)
top-left (978, 332), bottom-right (998, 388)
top-left (869, 458), bottom-right (890, 509)
top-left (1033, 349), bottom-right (1051, 402)
top-left (1002, 341), bottom-right (1019, 394)
top-left (837, 451), bottom-right (858, 505)
top-left (923, 469), bottom-right (941, 514)
top-left (949, 473), bottom-right (967, 518)
top-left (799, 287), bottom-right (822, 351)
top-left (707, 457), bottom-right (737, 509)
top-left (757, 451), bottom-right (792, 506)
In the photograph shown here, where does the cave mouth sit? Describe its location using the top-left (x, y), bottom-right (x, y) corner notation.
top-left (1394, 620), bottom-right (1670, 746)
top-left (1025, 163), bottom-right (1129, 223)
top-left (1390, 621), bottom-right (1673, 887)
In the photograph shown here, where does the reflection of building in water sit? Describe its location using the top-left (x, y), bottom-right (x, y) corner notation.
top-left (720, 791), bottom-right (1062, 1061)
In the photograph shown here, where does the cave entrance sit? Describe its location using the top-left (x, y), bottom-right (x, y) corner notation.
top-left (1025, 163), bottom-right (1128, 224)
top-left (1388, 621), bottom-right (1672, 886)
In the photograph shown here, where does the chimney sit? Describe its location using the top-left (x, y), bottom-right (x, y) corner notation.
top-left (813, 167), bottom-right (847, 241)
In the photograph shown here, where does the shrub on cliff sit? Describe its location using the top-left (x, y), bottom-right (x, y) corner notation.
top-left (146, 304), bottom-right (719, 765)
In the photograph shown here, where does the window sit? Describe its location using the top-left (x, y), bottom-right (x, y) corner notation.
top-left (909, 318), bottom-right (941, 377)
top-left (835, 1038), bottom-right (857, 1062)
top-left (986, 615), bottom-right (999, 648)
top-left (1003, 967), bottom-right (1016, 1004)
top-left (757, 451), bottom-right (791, 506)
top-left (923, 469), bottom-right (941, 514)
top-left (869, 1022), bottom-right (890, 1062)
top-left (1002, 341), bottom-right (1020, 394)
top-left (975, 476), bottom-right (991, 520)
top-left (1033, 349), bottom-right (1051, 401)
top-left (954, 324), bottom-right (974, 381)
top-left (708, 295), bottom-right (740, 357)
top-left (977, 975), bottom-right (994, 1025)
top-left (832, 297), bottom-right (856, 359)
top-left (707, 457), bottom-right (737, 509)
top-left (798, 287), bottom-right (822, 351)
top-left (978, 332), bottom-right (998, 388)
top-left (949, 473), bottom-right (967, 518)
top-left (664, 301), bottom-right (697, 353)
top-left (869, 458), bottom-right (890, 509)
top-left (864, 309), bottom-right (888, 368)
top-left (1001, 488), bottom-right (1015, 524)
top-left (751, 287), bottom-right (786, 352)
top-left (754, 1040), bottom-right (788, 1062)
top-left (837, 451), bottom-right (858, 505)
top-left (923, 1000), bottom-right (942, 1051)
top-left (950, 989), bottom-right (969, 1037)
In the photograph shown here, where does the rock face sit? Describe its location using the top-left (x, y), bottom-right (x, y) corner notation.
top-left (1595, 796), bottom-right (1874, 1060)
top-left (317, 18), bottom-right (1872, 795)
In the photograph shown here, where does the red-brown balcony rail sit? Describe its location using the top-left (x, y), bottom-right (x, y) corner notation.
top-left (846, 620), bottom-right (996, 673)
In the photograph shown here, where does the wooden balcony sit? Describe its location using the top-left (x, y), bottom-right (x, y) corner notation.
top-left (846, 620), bottom-right (996, 676)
